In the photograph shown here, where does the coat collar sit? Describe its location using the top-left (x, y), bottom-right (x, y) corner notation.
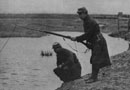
top-left (83, 16), bottom-right (91, 24)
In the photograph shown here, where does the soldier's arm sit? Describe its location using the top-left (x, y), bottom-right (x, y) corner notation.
top-left (76, 25), bottom-right (96, 42)
top-left (76, 20), bottom-right (100, 42)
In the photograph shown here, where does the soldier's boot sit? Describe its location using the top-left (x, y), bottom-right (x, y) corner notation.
top-left (85, 71), bottom-right (98, 83)
top-left (85, 65), bottom-right (99, 83)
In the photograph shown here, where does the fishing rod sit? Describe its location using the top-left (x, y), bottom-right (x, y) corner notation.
top-left (17, 25), bottom-right (71, 39)
top-left (17, 25), bottom-right (92, 51)
top-left (17, 25), bottom-right (85, 43)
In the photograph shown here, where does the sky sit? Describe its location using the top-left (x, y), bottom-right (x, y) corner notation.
top-left (0, 0), bottom-right (130, 14)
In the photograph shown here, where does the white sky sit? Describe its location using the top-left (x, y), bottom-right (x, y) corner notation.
top-left (0, 0), bottom-right (130, 14)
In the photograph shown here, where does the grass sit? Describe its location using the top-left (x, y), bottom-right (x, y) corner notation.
top-left (0, 14), bottom-right (129, 38)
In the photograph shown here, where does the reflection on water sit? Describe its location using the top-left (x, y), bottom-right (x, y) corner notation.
top-left (0, 32), bottom-right (129, 90)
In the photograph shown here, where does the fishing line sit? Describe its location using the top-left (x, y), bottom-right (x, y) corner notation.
top-left (63, 38), bottom-right (78, 52)
top-left (0, 24), bottom-right (17, 54)
top-left (29, 23), bottom-right (64, 29)
top-left (74, 41), bottom-right (79, 56)
top-left (16, 25), bottom-right (43, 33)
top-left (63, 38), bottom-right (87, 54)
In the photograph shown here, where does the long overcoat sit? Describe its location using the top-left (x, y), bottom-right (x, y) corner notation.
top-left (53, 48), bottom-right (81, 82)
top-left (76, 16), bottom-right (111, 68)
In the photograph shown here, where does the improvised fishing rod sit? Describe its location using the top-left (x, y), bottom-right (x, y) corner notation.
top-left (44, 31), bottom-right (71, 39)
top-left (17, 25), bottom-right (90, 47)
top-left (17, 25), bottom-right (72, 39)
top-left (17, 25), bottom-right (92, 52)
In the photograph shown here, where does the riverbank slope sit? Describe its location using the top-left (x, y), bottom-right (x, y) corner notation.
top-left (56, 31), bottom-right (130, 90)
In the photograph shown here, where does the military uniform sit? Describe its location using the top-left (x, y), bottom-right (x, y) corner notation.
top-left (75, 15), bottom-right (111, 81)
top-left (53, 46), bottom-right (81, 82)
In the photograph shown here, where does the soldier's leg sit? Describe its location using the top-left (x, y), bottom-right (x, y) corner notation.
top-left (85, 64), bottom-right (99, 83)
top-left (63, 69), bottom-right (72, 82)
top-left (54, 67), bottom-right (72, 82)
top-left (91, 64), bottom-right (100, 80)
top-left (70, 63), bottom-right (82, 81)
top-left (53, 68), bottom-right (65, 81)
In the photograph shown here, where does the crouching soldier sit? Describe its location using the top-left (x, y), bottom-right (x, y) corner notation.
top-left (52, 42), bottom-right (81, 83)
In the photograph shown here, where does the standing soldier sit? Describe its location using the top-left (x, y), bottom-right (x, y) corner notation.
top-left (71, 7), bottom-right (111, 83)
top-left (52, 42), bottom-right (81, 83)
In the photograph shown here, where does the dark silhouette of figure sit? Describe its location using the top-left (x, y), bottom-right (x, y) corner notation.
top-left (52, 42), bottom-right (81, 83)
top-left (71, 7), bottom-right (111, 83)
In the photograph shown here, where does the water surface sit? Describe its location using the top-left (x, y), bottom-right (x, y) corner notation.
top-left (0, 32), bottom-right (128, 90)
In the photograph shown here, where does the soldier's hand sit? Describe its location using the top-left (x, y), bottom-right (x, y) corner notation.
top-left (70, 37), bottom-right (76, 41)
top-left (58, 65), bottom-right (62, 68)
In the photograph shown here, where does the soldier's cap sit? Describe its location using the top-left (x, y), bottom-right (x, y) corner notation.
top-left (77, 7), bottom-right (88, 14)
top-left (52, 42), bottom-right (62, 49)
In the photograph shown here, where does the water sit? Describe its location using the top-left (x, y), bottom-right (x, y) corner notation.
top-left (0, 32), bottom-right (128, 90)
